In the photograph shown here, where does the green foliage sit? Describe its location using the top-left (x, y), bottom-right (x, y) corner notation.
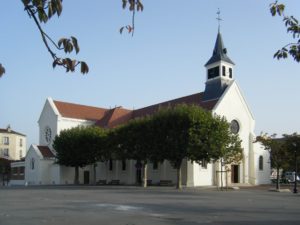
top-left (20, 0), bottom-right (89, 75)
top-left (270, 1), bottom-right (300, 62)
top-left (256, 133), bottom-right (289, 170)
top-left (111, 104), bottom-right (243, 189)
top-left (120, 0), bottom-right (144, 36)
top-left (282, 133), bottom-right (300, 171)
top-left (0, 64), bottom-right (5, 77)
top-left (1, 0), bottom-right (143, 77)
top-left (53, 126), bottom-right (107, 183)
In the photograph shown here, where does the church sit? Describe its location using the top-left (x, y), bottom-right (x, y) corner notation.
top-left (21, 31), bottom-right (270, 187)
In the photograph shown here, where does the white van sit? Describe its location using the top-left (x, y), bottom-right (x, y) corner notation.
top-left (284, 171), bottom-right (300, 183)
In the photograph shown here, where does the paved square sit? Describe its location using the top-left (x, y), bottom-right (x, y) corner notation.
top-left (0, 186), bottom-right (299, 225)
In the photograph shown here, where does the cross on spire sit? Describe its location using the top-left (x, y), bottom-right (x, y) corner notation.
top-left (216, 8), bottom-right (222, 32)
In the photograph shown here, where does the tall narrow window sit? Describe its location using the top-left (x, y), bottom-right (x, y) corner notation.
top-left (122, 160), bottom-right (126, 171)
top-left (201, 159), bottom-right (208, 169)
top-left (153, 161), bottom-right (158, 170)
top-left (31, 158), bottom-right (35, 170)
top-left (229, 68), bottom-right (233, 78)
top-left (19, 150), bottom-right (23, 159)
top-left (259, 156), bottom-right (263, 171)
top-left (3, 148), bottom-right (9, 156)
top-left (20, 139), bottom-right (23, 147)
top-left (3, 137), bottom-right (9, 145)
top-left (109, 159), bottom-right (113, 171)
top-left (222, 66), bottom-right (226, 76)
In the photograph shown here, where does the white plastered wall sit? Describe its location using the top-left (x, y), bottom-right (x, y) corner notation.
top-left (213, 81), bottom-right (255, 184)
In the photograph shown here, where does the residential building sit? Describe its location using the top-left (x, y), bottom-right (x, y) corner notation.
top-left (0, 125), bottom-right (26, 161)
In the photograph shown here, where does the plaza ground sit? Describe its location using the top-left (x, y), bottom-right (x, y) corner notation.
top-left (0, 185), bottom-right (299, 225)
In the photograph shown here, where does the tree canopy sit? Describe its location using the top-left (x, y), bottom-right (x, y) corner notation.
top-left (110, 104), bottom-right (243, 189)
top-left (270, 1), bottom-right (300, 62)
top-left (53, 125), bottom-right (107, 184)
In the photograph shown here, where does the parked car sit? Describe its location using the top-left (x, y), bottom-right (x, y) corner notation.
top-left (284, 171), bottom-right (300, 183)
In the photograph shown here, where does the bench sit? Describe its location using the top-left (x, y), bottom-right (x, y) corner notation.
top-left (96, 179), bottom-right (107, 185)
top-left (109, 179), bottom-right (120, 185)
top-left (159, 180), bottom-right (173, 186)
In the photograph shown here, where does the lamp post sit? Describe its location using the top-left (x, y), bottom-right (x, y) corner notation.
top-left (292, 143), bottom-right (298, 194)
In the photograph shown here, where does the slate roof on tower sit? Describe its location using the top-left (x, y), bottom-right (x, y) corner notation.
top-left (205, 32), bottom-right (235, 66)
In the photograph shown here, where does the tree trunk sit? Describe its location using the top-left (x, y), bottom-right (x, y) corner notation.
top-left (74, 166), bottom-right (79, 185)
top-left (143, 162), bottom-right (148, 188)
top-left (176, 166), bottom-right (182, 189)
top-left (93, 163), bottom-right (97, 185)
top-left (276, 167), bottom-right (280, 190)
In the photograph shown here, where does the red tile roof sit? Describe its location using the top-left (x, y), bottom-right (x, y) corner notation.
top-left (132, 92), bottom-right (218, 119)
top-left (95, 107), bottom-right (133, 128)
top-left (54, 100), bottom-right (107, 121)
top-left (53, 92), bottom-right (219, 128)
top-left (37, 146), bottom-right (55, 158)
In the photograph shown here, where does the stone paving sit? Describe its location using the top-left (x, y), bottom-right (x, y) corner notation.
top-left (0, 185), bottom-right (299, 225)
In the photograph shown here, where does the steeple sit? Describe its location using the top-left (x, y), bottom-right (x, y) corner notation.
top-left (205, 32), bottom-right (235, 66)
top-left (203, 12), bottom-right (235, 101)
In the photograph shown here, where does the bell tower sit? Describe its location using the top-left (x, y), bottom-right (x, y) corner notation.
top-left (203, 11), bottom-right (235, 101)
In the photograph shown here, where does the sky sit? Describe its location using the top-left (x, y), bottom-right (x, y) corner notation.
top-left (0, 0), bottom-right (299, 148)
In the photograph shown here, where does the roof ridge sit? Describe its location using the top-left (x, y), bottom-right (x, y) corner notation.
top-left (53, 99), bottom-right (108, 111)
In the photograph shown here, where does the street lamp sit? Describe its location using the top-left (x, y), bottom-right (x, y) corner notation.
top-left (292, 143), bottom-right (298, 194)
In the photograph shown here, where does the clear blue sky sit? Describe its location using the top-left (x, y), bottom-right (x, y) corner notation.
top-left (0, 0), bottom-right (299, 147)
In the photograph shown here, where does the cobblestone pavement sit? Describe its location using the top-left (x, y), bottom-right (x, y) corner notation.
top-left (0, 185), bottom-right (299, 225)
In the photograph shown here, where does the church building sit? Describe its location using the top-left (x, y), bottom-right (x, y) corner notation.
top-left (22, 31), bottom-right (270, 187)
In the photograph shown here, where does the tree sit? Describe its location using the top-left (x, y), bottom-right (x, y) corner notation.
top-left (188, 107), bottom-right (243, 189)
top-left (0, 0), bottom-right (143, 77)
top-left (282, 133), bottom-right (300, 176)
top-left (151, 105), bottom-right (192, 189)
top-left (256, 133), bottom-right (289, 190)
top-left (53, 126), bottom-right (107, 184)
top-left (110, 116), bottom-right (158, 188)
top-left (152, 104), bottom-right (243, 189)
top-left (270, 1), bottom-right (300, 62)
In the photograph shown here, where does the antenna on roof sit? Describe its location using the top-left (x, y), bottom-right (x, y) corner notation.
top-left (216, 8), bottom-right (222, 32)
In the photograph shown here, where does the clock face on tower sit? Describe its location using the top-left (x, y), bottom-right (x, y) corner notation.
top-left (44, 126), bottom-right (52, 144)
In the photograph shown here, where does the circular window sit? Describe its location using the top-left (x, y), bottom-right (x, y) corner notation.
top-left (230, 120), bottom-right (240, 134)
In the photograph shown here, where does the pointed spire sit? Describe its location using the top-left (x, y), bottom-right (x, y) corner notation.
top-left (205, 32), bottom-right (235, 66)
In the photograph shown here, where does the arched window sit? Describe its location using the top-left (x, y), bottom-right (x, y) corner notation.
top-left (259, 156), bottom-right (263, 171)
top-left (31, 158), bottom-right (35, 170)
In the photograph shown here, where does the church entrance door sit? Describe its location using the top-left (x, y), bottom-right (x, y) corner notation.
top-left (231, 165), bottom-right (239, 183)
top-left (84, 171), bottom-right (90, 184)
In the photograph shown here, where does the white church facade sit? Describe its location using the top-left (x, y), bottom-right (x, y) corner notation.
top-left (21, 31), bottom-right (270, 187)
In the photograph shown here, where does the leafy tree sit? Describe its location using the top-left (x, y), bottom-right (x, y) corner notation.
top-left (188, 107), bottom-right (243, 189)
top-left (53, 126), bottom-right (107, 184)
top-left (270, 1), bottom-right (300, 62)
top-left (256, 133), bottom-right (289, 190)
top-left (282, 133), bottom-right (300, 176)
top-left (152, 104), bottom-right (243, 189)
top-left (151, 105), bottom-right (192, 189)
top-left (110, 116), bottom-right (159, 187)
top-left (0, 0), bottom-right (144, 77)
